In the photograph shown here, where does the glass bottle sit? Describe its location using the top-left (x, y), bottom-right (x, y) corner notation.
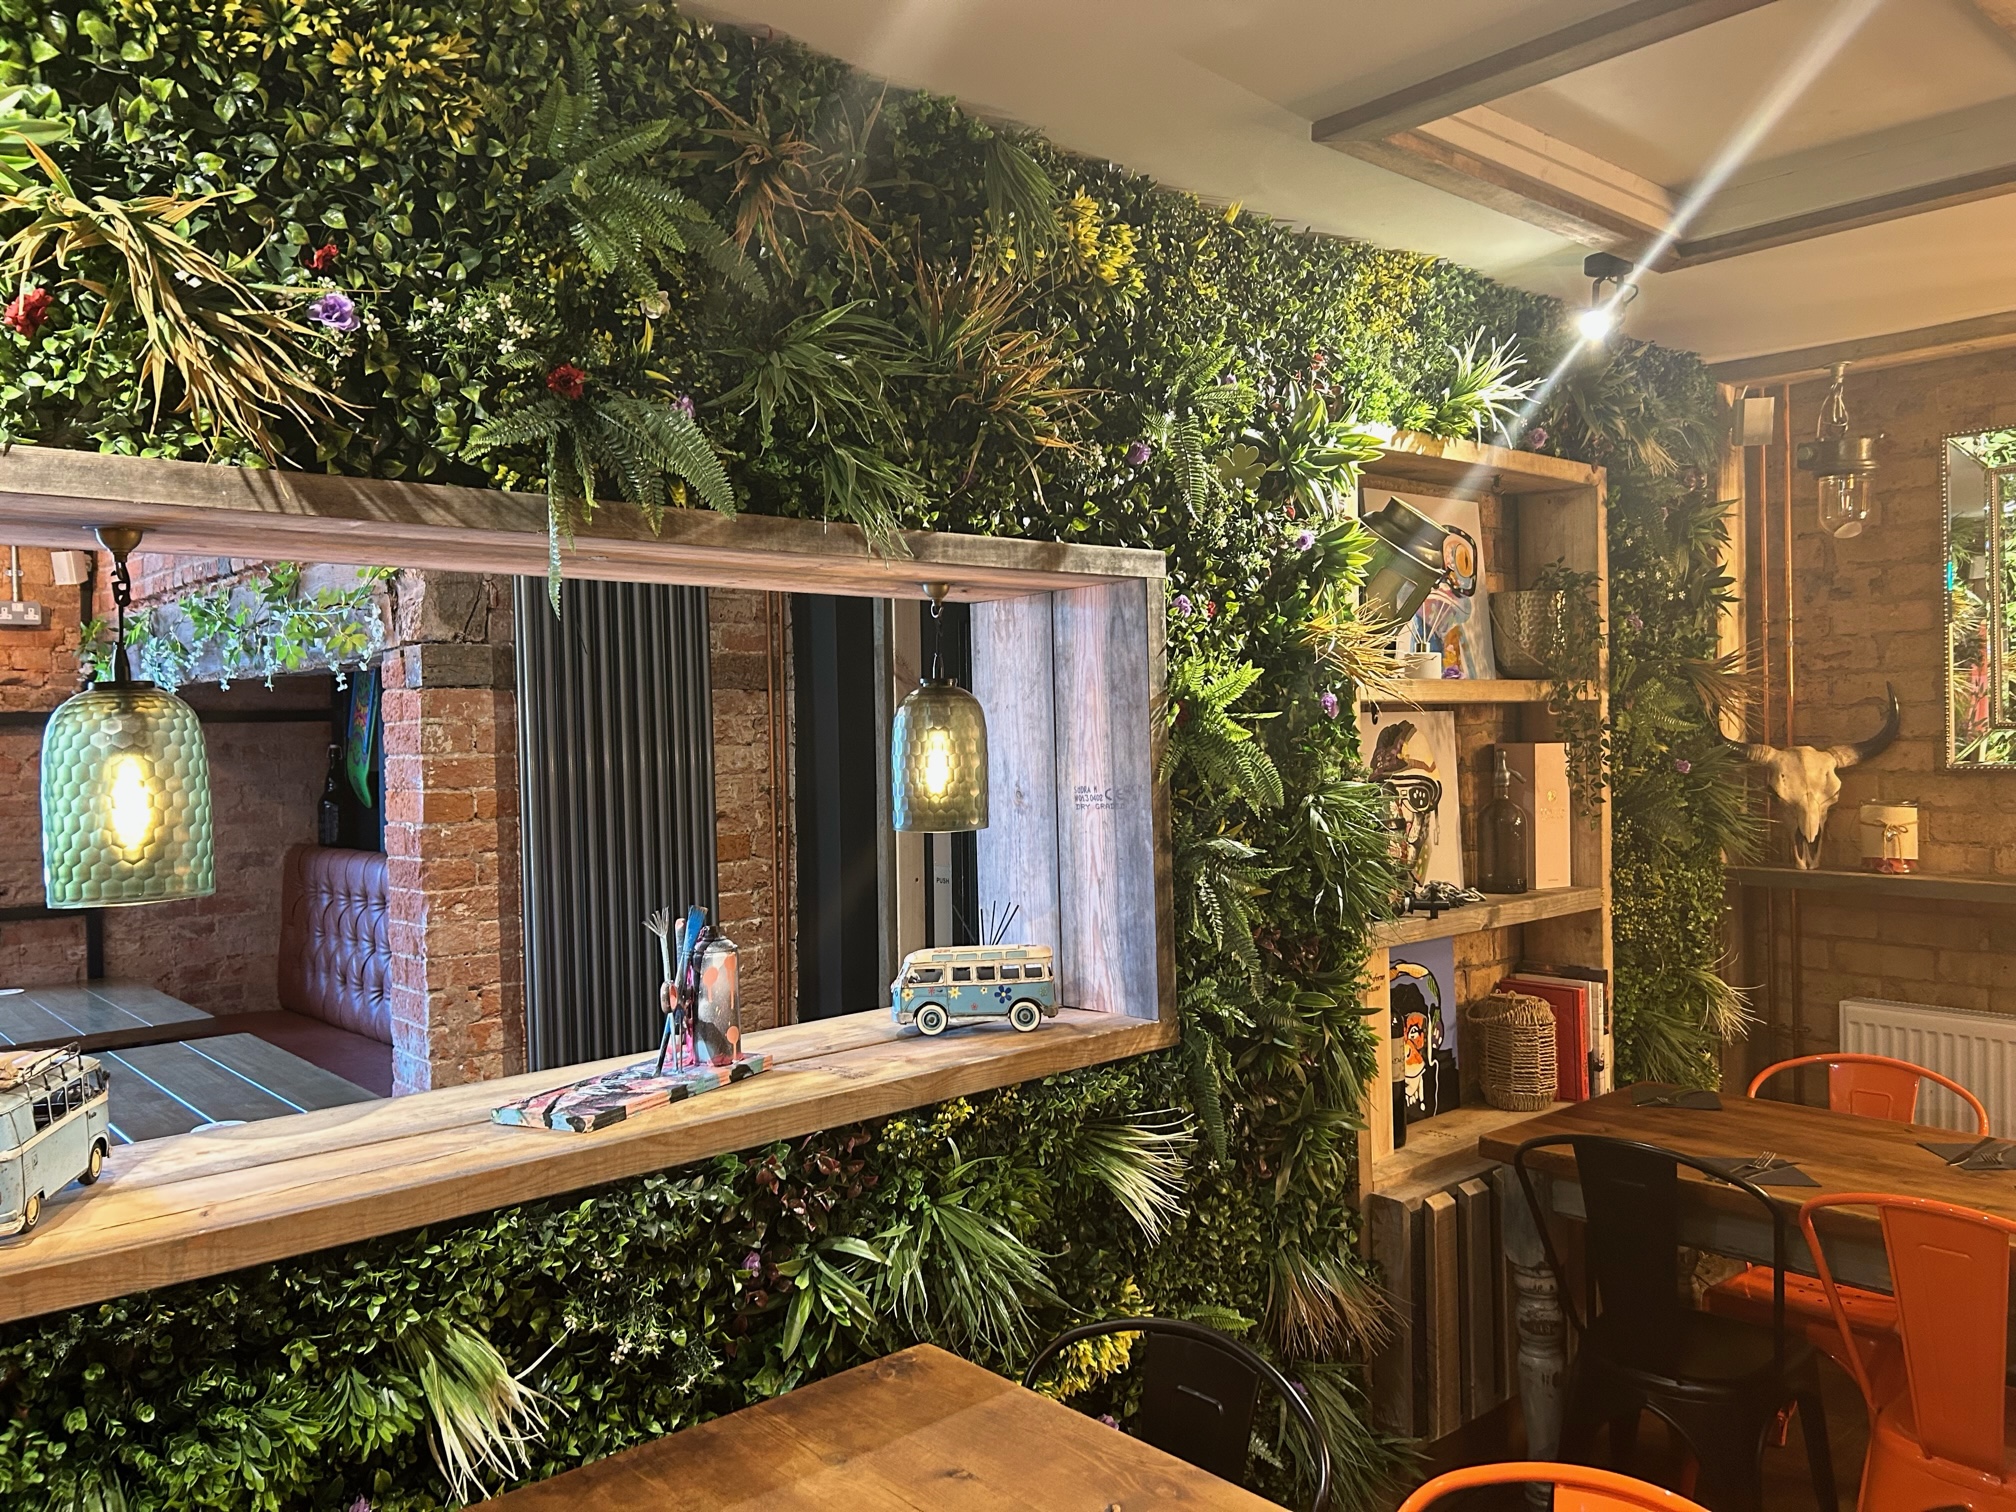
top-left (1478, 748), bottom-right (1530, 894)
top-left (317, 742), bottom-right (343, 846)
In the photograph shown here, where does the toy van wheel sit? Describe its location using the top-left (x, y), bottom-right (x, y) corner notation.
top-left (79, 1140), bottom-right (107, 1185)
top-left (1009, 1000), bottom-right (1042, 1033)
top-left (20, 1191), bottom-right (40, 1232)
top-left (916, 1004), bottom-right (949, 1036)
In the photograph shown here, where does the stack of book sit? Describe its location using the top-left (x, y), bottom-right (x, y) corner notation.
top-left (1494, 964), bottom-right (1613, 1101)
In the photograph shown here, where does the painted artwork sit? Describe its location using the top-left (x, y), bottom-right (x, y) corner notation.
top-left (492, 1053), bottom-right (767, 1133)
top-left (1389, 939), bottom-right (1458, 1123)
top-left (1372, 490), bottom-right (1498, 680)
top-left (344, 670), bottom-right (378, 808)
top-left (1358, 707), bottom-right (1464, 888)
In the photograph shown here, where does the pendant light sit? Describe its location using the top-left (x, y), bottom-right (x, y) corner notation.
top-left (41, 527), bottom-right (215, 907)
top-left (891, 582), bottom-right (988, 832)
top-left (1797, 362), bottom-right (1877, 539)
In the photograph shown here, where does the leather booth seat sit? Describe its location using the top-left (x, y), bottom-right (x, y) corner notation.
top-left (278, 845), bottom-right (392, 1046)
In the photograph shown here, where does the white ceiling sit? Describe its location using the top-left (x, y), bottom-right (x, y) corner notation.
top-left (686, 0), bottom-right (2016, 365)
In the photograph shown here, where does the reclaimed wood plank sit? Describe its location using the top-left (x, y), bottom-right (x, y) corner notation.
top-left (971, 595), bottom-right (1061, 961)
top-left (0, 1009), bottom-right (1172, 1326)
top-left (1455, 1174), bottom-right (1503, 1419)
top-left (1423, 1189), bottom-right (1463, 1439)
top-left (1366, 886), bottom-right (1603, 948)
top-left (1366, 1191), bottom-right (1418, 1437)
top-left (481, 1344), bottom-right (1275, 1509)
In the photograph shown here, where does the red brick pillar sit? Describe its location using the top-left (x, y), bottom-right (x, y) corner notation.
top-left (380, 575), bottom-right (525, 1094)
top-left (709, 590), bottom-right (791, 1031)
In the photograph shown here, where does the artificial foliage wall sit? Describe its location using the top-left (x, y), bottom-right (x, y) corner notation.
top-left (0, 3), bottom-right (1742, 1507)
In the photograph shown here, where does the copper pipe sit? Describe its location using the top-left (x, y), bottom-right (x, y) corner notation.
top-left (1780, 383), bottom-right (1797, 750)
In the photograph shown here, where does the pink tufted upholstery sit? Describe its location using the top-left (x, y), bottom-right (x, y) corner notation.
top-left (279, 845), bottom-right (392, 1045)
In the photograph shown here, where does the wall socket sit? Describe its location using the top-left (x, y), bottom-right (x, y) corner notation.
top-left (0, 600), bottom-right (46, 629)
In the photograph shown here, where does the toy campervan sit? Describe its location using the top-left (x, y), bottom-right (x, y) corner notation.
top-left (891, 944), bottom-right (1059, 1035)
top-left (0, 1046), bottom-right (111, 1235)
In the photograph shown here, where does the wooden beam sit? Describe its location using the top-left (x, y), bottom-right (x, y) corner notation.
top-left (1339, 106), bottom-right (1673, 250)
top-left (1706, 310), bottom-right (2016, 385)
top-left (1973, 0), bottom-right (2016, 38)
top-left (1311, 0), bottom-right (1780, 144)
top-left (1670, 158), bottom-right (2016, 268)
top-left (0, 448), bottom-right (1163, 602)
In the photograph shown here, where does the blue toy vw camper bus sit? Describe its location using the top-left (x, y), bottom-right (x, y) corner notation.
top-left (891, 944), bottom-right (1059, 1035)
top-left (0, 1046), bottom-right (111, 1235)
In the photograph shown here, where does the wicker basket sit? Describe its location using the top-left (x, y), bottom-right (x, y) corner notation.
top-left (1468, 991), bottom-right (1558, 1111)
top-left (1489, 589), bottom-right (1565, 679)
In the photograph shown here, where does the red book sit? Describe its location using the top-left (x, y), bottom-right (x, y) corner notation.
top-left (1497, 974), bottom-right (1590, 1101)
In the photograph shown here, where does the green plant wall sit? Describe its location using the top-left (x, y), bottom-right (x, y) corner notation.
top-left (0, 3), bottom-right (1742, 1507)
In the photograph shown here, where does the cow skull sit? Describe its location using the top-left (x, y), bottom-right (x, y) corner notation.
top-left (1725, 684), bottom-right (1900, 869)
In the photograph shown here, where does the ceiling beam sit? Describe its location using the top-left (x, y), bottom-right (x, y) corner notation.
top-left (1973, 0), bottom-right (2016, 36)
top-left (1706, 310), bottom-right (2016, 386)
top-left (1338, 106), bottom-right (1674, 249)
top-left (1668, 159), bottom-right (2016, 267)
top-left (1311, 0), bottom-right (1781, 145)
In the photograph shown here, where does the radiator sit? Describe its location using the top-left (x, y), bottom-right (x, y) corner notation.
top-left (1840, 997), bottom-right (2016, 1137)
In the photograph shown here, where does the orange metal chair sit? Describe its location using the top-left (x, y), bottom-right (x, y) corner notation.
top-left (1704, 1053), bottom-right (1992, 1360)
top-left (1397, 1462), bottom-right (1713, 1512)
top-left (1798, 1192), bottom-right (2016, 1512)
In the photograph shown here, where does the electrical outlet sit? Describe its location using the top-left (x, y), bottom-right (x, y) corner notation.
top-left (0, 600), bottom-right (46, 629)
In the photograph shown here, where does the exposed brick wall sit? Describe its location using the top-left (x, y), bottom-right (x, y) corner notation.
top-left (380, 573), bottom-right (525, 1093)
top-left (1738, 348), bottom-right (2016, 1063)
top-left (709, 589), bottom-right (792, 1031)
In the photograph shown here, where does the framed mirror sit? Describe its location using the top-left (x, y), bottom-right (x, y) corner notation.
top-left (1945, 426), bottom-right (2016, 766)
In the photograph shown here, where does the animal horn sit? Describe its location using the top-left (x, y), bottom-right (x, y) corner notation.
top-left (1831, 683), bottom-right (1900, 769)
top-left (1715, 715), bottom-right (1775, 765)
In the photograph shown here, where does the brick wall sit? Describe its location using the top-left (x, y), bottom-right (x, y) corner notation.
top-left (1738, 348), bottom-right (2016, 1063)
top-left (708, 589), bottom-right (793, 1031)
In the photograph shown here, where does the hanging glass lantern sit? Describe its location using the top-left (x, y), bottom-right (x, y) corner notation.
top-left (41, 528), bottom-right (214, 907)
top-left (1797, 362), bottom-right (1878, 540)
top-left (892, 583), bottom-right (989, 833)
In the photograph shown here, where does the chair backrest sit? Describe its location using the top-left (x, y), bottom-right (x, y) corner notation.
top-left (1748, 1052), bottom-right (1990, 1135)
top-left (1513, 1135), bottom-right (1789, 1371)
top-left (1398, 1461), bottom-right (1712, 1512)
top-left (1799, 1192), bottom-right (2015, 1476)
top-left (1022, 1316), bottom-right (1332, 1512)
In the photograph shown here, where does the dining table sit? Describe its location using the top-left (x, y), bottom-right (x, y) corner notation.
top-left (1474, 1086), bottom-right (2016, 1469)
top-left (477, 1342), bottom-right (1279, 1510)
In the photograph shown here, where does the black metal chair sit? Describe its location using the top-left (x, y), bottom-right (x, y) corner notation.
top-left (1022, 1316), bottom-right (1333, 1512)
top-left (1511, 1134), bottom-right (1837, 1512)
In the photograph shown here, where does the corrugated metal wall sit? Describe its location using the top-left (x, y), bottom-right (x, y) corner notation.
top-left (514, 578), bottom-right (717, 1070)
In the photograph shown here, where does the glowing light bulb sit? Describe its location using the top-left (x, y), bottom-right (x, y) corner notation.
top-left (920, 728), bottom-right (955, 799)
top-left (105, 752), bottom-right (156, 853)
top-left (1576, 304), bottom-right (1617, 343)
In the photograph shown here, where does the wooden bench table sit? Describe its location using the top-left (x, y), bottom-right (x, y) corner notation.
top-left (479, 1342), bottom-right (1278, 1510)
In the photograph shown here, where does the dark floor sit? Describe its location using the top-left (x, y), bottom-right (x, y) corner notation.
top-left (1395, 1356), bottom-right (1868, 1510)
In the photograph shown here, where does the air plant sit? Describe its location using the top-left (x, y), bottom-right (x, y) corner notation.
top-left (0, 138), bottom-right (347, 458)
top-left (1431, 333), bottom-right (1534, 441)
top-left (696, 87), bottom-right (884, 272)
top-left (395, 1317), bottom-right (553, 1504)
top-left (1075, 1111), bottom-right (1195, 1242)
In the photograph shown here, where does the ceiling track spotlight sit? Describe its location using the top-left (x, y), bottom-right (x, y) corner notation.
top-left (1576, 251), bottom-right (1639, 344)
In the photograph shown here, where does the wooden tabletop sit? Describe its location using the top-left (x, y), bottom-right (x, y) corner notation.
top-left (1479, 1087), bottom-right (2016, 1232)
top-left (479, 1343), bottom-right (1278, 1510)
top-left (0, 981), bottom-right (208, 1051)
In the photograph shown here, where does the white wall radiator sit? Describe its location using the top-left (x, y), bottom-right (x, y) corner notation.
top-left (1840, 997), bottom-right (2016, 1137)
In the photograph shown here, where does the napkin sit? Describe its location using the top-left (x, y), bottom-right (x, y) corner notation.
top-left (1921, 1138), bottom-right (2016, 1171)
top-left (1631, 1085), bottom-right (1722, 1111)
top-left (1703, 1154), bottom-right (1820, 1188)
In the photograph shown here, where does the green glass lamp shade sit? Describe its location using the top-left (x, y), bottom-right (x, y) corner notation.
top-left (892, 678), bottom-right (989, 832)
top-left (42, 685), bottom-right (215, 907)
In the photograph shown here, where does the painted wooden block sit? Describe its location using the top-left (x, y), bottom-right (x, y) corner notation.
top-left (493, 1053), bottom-right (768, 1133)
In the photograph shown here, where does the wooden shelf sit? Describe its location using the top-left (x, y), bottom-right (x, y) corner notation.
top-left (1370, 1100), bottom-right (1565, 1204)
top-left (1363, 679), bottom-right (1552, 706)
top-left (1728, 866), bottom-right (2016, 906)
top-left (1367, 885), bottom-right (1605, 947)
top-left (0, 1007), bottom-right (1170, 1329)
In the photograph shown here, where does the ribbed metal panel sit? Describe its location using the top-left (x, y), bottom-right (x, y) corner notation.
top-left (514, 578), bottom-right (717, 1071)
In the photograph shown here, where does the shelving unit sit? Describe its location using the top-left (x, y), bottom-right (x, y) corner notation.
top-left (1728, 865), bottom-right (2016, 906)
top-left (1353, 438), bottom-right (1609, 1442)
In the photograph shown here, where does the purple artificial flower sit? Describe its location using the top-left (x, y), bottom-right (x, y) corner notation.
top-left (348, 1498), bottom-right (374, 1512)
top-left (1125, 440), bottom-right (1153, 467)
top-left (1525, 425), bottom-right (1549, 450)
top-left (307, 292), bottom-right (359, 333)
top-left (1319, 691), bottom-right (1339, 719)
top-left (1097, 1413), bottom-right (1121, 1430)
top-left (1674, 758), bottom-right (1692, 774)
top-left (1293, 529), bottom-right (1316, 551)
top-left (674, 393), bottom-right (697, 419)
top-left (741, 1250), bottom-right (763, 1275)
top-left (1626, 612), bottom-right (1644, 632)
top-left (1174, 594), bottom-right (1193, 617)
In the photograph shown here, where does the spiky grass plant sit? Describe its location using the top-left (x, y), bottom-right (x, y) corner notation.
top-left (1074, 1111), bottom-right (1195, 1242)
top-left (396, 1317), bottom-right (552, 1505)
top-left (1432, 333), bottom-right (1534, 441)
top-left (1, 140), bottom-right (344, 458)
top-left (1267, 1246), bottom-right (1387, 1358)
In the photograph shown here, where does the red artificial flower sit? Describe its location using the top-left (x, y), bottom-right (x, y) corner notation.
top-left (306, 242), bottom-right (341, 272)
top-left (545, 363), bottom-right (588, 400)
top-left (4, 286), bottom-right (53, 341)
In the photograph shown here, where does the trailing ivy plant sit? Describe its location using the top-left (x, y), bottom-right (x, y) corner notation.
top-left (1529, 557), bottom-right (1609, 814)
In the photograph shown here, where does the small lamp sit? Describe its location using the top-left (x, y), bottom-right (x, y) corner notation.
top-left (891, 582), bottom-right (988, 833)
top-left (1797, 362), bottom-right (1877, 539)
top-left (41, 527), bottom-right (214, 907)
